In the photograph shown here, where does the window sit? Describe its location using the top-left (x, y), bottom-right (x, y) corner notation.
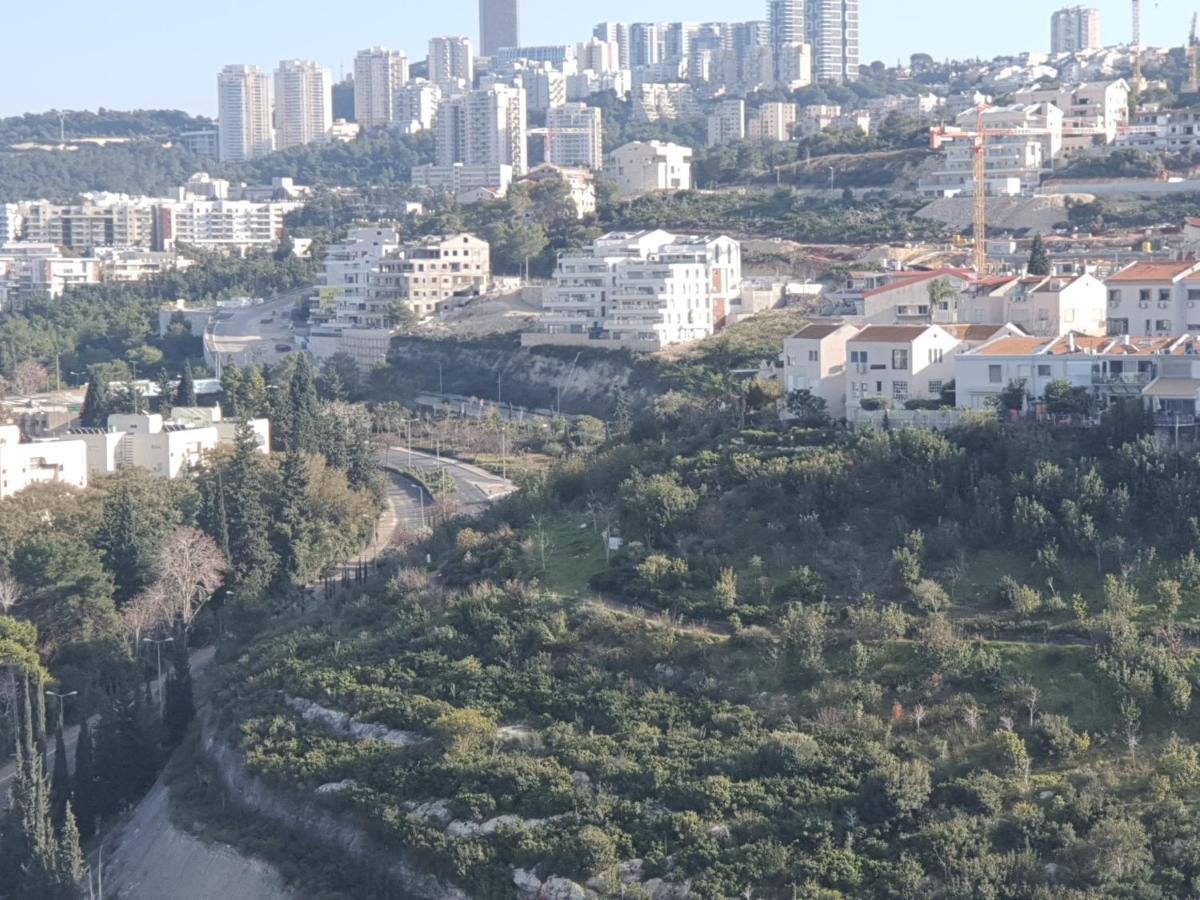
top-left (807, 350), bottom-right (819, 362)
top-left (892, 349), bottom-right (909, 370)
top-left (1140, 289), bottom-right (1152, 302)
top-left (892, 381), bottom-right (909, 400)
top-left (850, 350), bottom-right (867, 366)
top-left (928, 348), bottom-right (943, 364)
top-left (1037, 365), bottom-right (1052, 377)
top-left (1160, 289), bottom-right (1171, 302)
top-left (1189, 289), bottom-right (1200, 301)
top-left (1156, 319), bottom-right (1172, 332)
top-left (988, 365), bottom-right (1002, 384)
top-left (1109, 289), bottom-right (1121, 303)
top-left (928, 380), bottom-right (943, 394)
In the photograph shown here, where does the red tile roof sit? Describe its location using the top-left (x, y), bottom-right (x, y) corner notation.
top-left (790, 323), bottom-right (856, 340)
top-left (849, 325), bottom-right (938, 343)
top-left (861, 269), bottom-right (973, 299)
top-left (1106, 261), bottom-right (1200, 283)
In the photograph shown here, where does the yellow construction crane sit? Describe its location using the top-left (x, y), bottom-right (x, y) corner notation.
top-left (1189, 12), bottom-right (1199, 94)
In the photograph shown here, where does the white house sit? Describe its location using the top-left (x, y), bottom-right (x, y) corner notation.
top-left (1104, 261), bottom-right (1200, 338)
top-left (0, 425), bottom-right (88, 499)
top-left (845, 325), bottom-right (963, 408)
top-left (605, 141), bottom-right (693, 198)
top-left (859, 269), bottom-right (975, 323)
top-left (781, 322), bottom-right (862, 418)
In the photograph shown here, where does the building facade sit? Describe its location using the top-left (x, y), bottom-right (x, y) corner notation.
top-left (605, 141), bottom-right (693, 198)
top-left (1051, 6), bottom-right (1101, 55)
top-left (434, 84), bottom-right (528, 175)
top-left (274, 60), bottom-right (333, 150)
top-left (354, 47), bottom-right (410, 129)
top-left (479, 0), bottom-right (519, 56)
top-left (428, 37), bottom-right (474, 93)
top-left (546, 103), bottom-right (603, 169)
top-left (217, 65), bottom-right (273, 162)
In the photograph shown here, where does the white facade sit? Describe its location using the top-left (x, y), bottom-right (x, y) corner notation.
top-left (1012, 79), bottom-right (1128, 152)
top-left (274, 60), bottom-right (333, 150)
top-left (959, 274), bottom-right (1108, 338)
top-left (428, 37), bottom-right (474, 93)
top-left (395, 81), bottom-right (442, 134)
top-left (1117, 108), bottom-right (1200, 154)
top-left (782, 322), bottom-right (862, 418)
top-left (354, 47), bottom-right (410, 129)
top-left (217, 65), bottom-right (273, 162)
top-left (775, 42), bottom-right (813, 89)
top-left (1104, 261), bottom-right (1200, 338)
top-left (845, 325), bottom-right (962, 408)
top-left (158, 199), bottom-right (301, 253)
top-left (542, 230), bottom-right (739, 349)
top-left (808, 0), bottom-right (859, 84)
top-left (0, 425), bottom-right (88, 499)
top-left (606, 141), bottom-right (693, 199)
top-left (546, 103), bottom-right (603, 169)
top-left (748, 102), bottom-right (798, 141)
top-left (434, 84), bottom-right (528, 176)
top-left (0, 244), bottom-right (100, 306)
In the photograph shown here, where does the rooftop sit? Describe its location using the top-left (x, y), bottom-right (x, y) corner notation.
top-left (849, 325), bottom-right (939, 343)
top-left (1106, 261), bottom-right (1200, 283)
top-left (968, 332), bottom-right (1187, 358)
top-left (861, 269), bottom-right (974, 299)
top-left (789, 322), bottom-right (857, 340)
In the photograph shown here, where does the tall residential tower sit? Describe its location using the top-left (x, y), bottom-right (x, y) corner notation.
top-left (1050, 6), bottom-right (1101, 55)
top-left (273, 60), bottom-right (332, 150)
top-left (479, 0), bottom-right (519, 56)
top-left (217, 65), bottom-right (273, 162)
top-left (353, 47), bottom-right (410, 130)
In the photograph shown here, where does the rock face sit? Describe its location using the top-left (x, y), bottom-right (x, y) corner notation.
top-left (543, 877), bottom-right (587, 900)
top-left (285, 696), bottom-right (425, 747)
top-left (200, 710), bottom-right (469, 900)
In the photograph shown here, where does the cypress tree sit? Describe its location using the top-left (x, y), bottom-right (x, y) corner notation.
top-left (175, 362), bottom-right (197, 408)
top-left (155, 370), bottom-right (175, 414)
top-left (272, 450), bottom-right (311, 585)
top-left (71, 716), bottom-right (97, 839)
top-left (220, 363), bottom-right (243, 417)
top-left (79, 374), bottom-right (110, 428)
top-left (224, 420), bottom-right (277, 595)
top-left (285, 354), bottom-right (319, 453)
top-left (238, 364), bottom-right (268, 417)
top-left (49, 726), bottom-right (70, 830)
top-left (55, 801), bottom-right (85, 893)
top-left (162, 639), bottom-right (195, 745)
top-left (1027, 232), bottom-right (1050, 276)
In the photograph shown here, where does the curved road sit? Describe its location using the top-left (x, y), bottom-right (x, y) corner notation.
top-left (205, 287), bottom-right (307, 371)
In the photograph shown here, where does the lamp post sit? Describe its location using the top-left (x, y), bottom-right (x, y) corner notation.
top-left (44, 689), bottom-right (78, 734)
top-left (142, 636), bottom-right (174, 711)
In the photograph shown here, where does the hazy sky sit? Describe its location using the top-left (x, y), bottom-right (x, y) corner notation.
top-left (0, 0), bottom-right (1182, 117)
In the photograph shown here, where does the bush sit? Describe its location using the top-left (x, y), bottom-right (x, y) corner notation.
top-left (904, 399), bottom-right (944, 411)
top-left (860, 397), bottom-right (892, 412)
top-left (911, 578), bottom-right (951, 614)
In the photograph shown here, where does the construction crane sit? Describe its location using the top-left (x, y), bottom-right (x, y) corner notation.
top-left (1133, 0), bottom-right (1143, 97)
top-left (930, 104), bottom-right (1052, 275)
top-left (1189, 12), bottom-right (1199, 94)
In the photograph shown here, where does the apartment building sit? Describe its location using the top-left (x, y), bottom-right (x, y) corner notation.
top-left (519, 165), bottom-right (597, 218)
top-left (20, 195), bottom-right (158, 251)
top-left (410, 163), bottom-right (514, 201)
top-left (0, 244), bottom-right (100, 307)
top-left (369, 233), bottom-right (490, 320)
top-left (394, 81), bottom-right (442, 134)
top-left (628, 24), bottom-right (660, 68)
top-left (1117, 108), bottom-right (1200, 154)
top-left (1104, 261), bottom-right (1200, 337)
top-left (960, 273), bottom-right (1108, 337)
top-left (781, 322), bottom-right (862, 417)
top-left (859, 269), bottom-right (975, 323)
top-left (1051, 6), bottom-right (1101, 55)
top-left (157, 199), bottom-right (301, 253)
top-left (1011, 79), bottom-right (1128, 155)
top-left (593, 22), bottom-right (630, 69)
top-left (354, 48), bottom-right (410, 129)
top-left (632, 84), bottom-right (699, 122)
top-left (956, 331), bottom-right (1162, 411)
top-left (428, 37), bottom-right (474, 93)
top-left (577, 38), bottom-right (620, 74)
top-left (606, 141), bottom-right (693, 198)
top-left (545, 103), bottom-right (603, 170)
top-left (273, 60), bottom-right (333, 150)
top-left (178, 129), bottom-right (220, 159)
top-left (921, 103), bottom-right (1064, 197)
top-left (845, 325), bottom-right (961, 408)
top-left (807, 0), bottom-right (859, 84)
top-left (217, 65), bottom-right (273, 162)
top-left (434, 84), bottom-right (528, 176)
top-left (707, 99), bottom-right (746, 147)
top-left (748, 102), bottom-right (798, 141)
top-left (540, 230), bottom-right (739, 350)
top-left (0, 425), bottom-right (87, 499)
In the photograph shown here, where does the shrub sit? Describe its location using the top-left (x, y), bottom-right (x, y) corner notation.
top-left (860, 397), bottom-right (892, 411)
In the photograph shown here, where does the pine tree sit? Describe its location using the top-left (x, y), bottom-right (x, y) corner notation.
top-left (155, 370), bottom-right (175, 414)
top-left (95, 482), bottom-right (153, 604)
top-left (220, 363), bottom-right (244, 417)
top-left (284, 354), bottom-right (319, 453)
top-left (1027, 232), bottom-right (1050, 276)
top-left (238, 364), bottom-right (268, 417)
top-left (49, 726), bottom-right (70, 830)
top-left (223, 420), bottom-right (278, 596)
top-left (271, 450), bottom-right (311, 585)
top-left (79, 374), bottom-right (110, 428)
top-left (344, 415), bottom-right (377, 492)
top-left (175, 362), bottom-right (197, 408)
top-left (71, 716), bottom-right (97, 839)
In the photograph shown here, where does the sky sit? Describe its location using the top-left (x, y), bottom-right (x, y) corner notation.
top-left (0, 0), bottom-right (1184, 117)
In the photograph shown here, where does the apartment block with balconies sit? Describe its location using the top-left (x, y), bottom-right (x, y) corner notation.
top-left (1104, 261), bottom-right (1200, 338)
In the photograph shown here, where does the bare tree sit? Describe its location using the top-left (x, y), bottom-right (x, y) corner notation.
top-left (122, 587), bottom-right (170, 654)
top-left (11, 360), bottom-right (51, 395)
top-left (962, 705), bottom-right (981, 733)
top-left (0, 575), bottom-right (22, 616)
top-left (913, 703), bottom-right (927, 734)
top-left (153, 526), bottom-right (227, 635)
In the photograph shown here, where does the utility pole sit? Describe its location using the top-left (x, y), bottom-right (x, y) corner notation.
top-left (45, 689), bottom-right (77, 734)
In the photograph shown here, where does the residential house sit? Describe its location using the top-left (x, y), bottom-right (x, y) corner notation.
top-left (0, 424), bottom-right (88, 499)
top-left (781, 321), bottom-right (861, 418)
top-left (845, 324), bottom-right (963, 408)
top-left (1104, 261), bottom-right (1200, 337)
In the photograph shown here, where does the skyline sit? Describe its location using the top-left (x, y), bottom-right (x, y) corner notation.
top-left (0, 0), bottom-right (1185, 118)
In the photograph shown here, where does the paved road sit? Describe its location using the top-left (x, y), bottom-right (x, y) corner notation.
top-left (381, 446), bottom-right (517, 522)
top-left (206, 288), bottom-right (307, 370)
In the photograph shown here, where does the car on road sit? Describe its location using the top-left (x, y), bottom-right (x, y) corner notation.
top-left (274, 343), bottom-right (293, 353)
top-left (260, 315), bottom-right (274, 323)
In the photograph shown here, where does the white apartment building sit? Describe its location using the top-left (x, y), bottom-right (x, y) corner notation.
top-left (808, 0), bottom-right (859, 84)
top-left (859, 269), bottom-right (975, 323)
top-left (707, 99), bottom-right (746, 147)
top-left (521, 66), bottom-right (567, 114)
top-left (606, 141), bottom-right (693, 198)
top-left (541, 230), bottom-right (739, 350)
top-left (845, 325), bottom-right (962, 408)
top-left (370, 233), bottom-right (490, 320)
top-left (1117, 108), bottom-right (1200, 154)
top-left (781, 321), bottom-right (861, 418)
top-left (546, 103), bottom-right (603, 170)
top-left (956, 331), bottom-right (1162, 411)
top-left (0, 425), bottom-right (87, 499)
top-left (593, 22), bottom-right (630, 69)
top-left (1104, 261), bottom-right (1200, 338)
top-left (179, 129), bottom-right (220, 159)
top-left (428, 37), bottom-right (474, 93)
top-left (410, 163), bottom-right (514, 201)
top-left (632, 84), bottom-right (699, 122)
top-left (274, 60), bottom-right (333, 150)
top-left (0, 244), bottom-right (100, 307)
top-left (1012, 79), bottom-right (1128, 154)
top-left (354, 47), bottom-right (410, 129)
top-left (19, 195), bottom-right (158, 251)
top-left (158, 199), bottom-right (301, 254)
top-left (577, 38), bottom-right (620, 74)
top-left (921, 103), bottom-right (1064, 197)
top-left (394, 81), bottom-right (442, 134)
top-left (748, 102), bottom-right (798, 141)
top-left (217, 65), bottom-right (273, 162)
top-left (434, 84), bottom-right (528, 176)
top-left (1051, 7), bottom-right (1101, 55)
top-left (775, 42), bottom-right (813, 90)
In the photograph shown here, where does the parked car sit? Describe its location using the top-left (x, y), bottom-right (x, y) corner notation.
top-left (275, 343), bottom-right (293, 353)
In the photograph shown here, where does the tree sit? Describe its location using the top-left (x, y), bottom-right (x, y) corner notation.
top-left (79, 373), bottom-right (111, 428)
top-left (93, 470), bottom-right (184, 604)
top-left (162, 637), bottom-right (194, 744)
top-left (927, 278), bottom-right (960, 315)
top-left (1043, 378), bottom-right (1093, 417)
top-left (786, 389), bottom-right (830, 426)
top-left (150, 526), bottom-right (226, 636)
top-left (271, 451), bottom-right (311, 585)
top-left (237, 364), bottom-right (268, 418)
top-left (997, 378), bottom-right (1028, 414)
top-left (618, 472), bottom-right (698, 545)
top-left (71, 716), bottom-right (97, 838)
top-left (1027, 232), bottom-right (1050, 275)
top-left (278, 353), bottom-right (320, 453)
top-left (713, 567), bottom-right (739, 609)
top-left (174, 362), bottom-right (196, 408)
top-left (318, 353), bottom-right (361, 401)
top-left (9, 535), bottom-right (117, 655)
top-left (219, 364), bottom-right (244, 417)
top-left (50, 726), bottom-right (70, 829)
top-left (202, 420), bottom-right (276, 598)
top-left (11, 360), bottom-right (51, 395)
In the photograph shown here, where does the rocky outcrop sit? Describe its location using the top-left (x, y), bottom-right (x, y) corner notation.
top-left (285, 696), bottom-right (424, 747)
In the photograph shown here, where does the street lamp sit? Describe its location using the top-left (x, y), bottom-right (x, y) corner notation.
top-left (142, 636), bottom-right (175, 711)
top-left (44, 690), bottom-right (78, 734)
